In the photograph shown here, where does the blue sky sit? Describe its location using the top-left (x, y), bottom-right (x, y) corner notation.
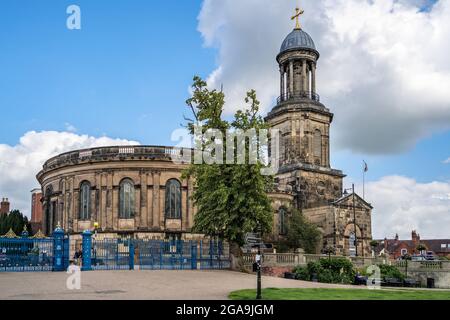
top-left (0, 0), bottom-right (214, 145)
top-left (1, 1), bottom-right (450, 239)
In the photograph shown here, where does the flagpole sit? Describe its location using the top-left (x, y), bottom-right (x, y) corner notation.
top-left (363, 161), bottom-right (367, 200)
top-left (363, 168), bottom-right (365, 200)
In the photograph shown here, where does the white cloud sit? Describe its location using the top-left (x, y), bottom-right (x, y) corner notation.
top-left (443, 157), bottom-right (450, 164)
top-left (365, 176), bottom-right (450, 239)
top-left (64, 123), bottom-right (77, 133)
top-left (198, 0), bottom-right (450, 154)
top-left (0, 131), bottom-right (139, 218)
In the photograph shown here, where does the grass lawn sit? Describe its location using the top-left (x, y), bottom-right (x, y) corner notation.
top-left (229, 288), bottom-right (450, 300)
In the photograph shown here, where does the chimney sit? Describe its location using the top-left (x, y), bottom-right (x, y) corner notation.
top-left (0, 198), bottom-right (10, 215)
top-left (395, 233), bottom-right (399, 241)
top-left (412, 230), bottom-right (420, 245)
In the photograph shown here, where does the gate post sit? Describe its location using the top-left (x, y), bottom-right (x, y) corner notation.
top-left (52, 225), bottom-right (65, 272)
top-left (129, 241), bottom-right (135, 270)
top-left (81, 230), bottom-right (92, 271)
top-left (191, 241), bottom-right (197, 270)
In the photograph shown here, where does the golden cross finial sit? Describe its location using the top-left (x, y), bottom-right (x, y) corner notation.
top-left (291, 6), bottom-right (305, 30)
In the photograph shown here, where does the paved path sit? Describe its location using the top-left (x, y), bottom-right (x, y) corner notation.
top-left (0, 270), bottom-right (358, 300)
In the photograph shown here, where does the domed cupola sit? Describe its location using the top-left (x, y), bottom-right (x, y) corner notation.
top-left (280, 29), bottom-right (317, 54)
top-left (276, 7), bottom-right (320, 105)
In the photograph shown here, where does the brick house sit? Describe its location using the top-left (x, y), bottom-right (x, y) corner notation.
top-left (376, 231), bottom-right (450, 260)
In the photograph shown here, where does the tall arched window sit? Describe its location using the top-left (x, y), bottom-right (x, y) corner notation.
top-left (165, 179), bottom-right (181, 219)
top-left (313, 129), bottom-right (322, 160)
top-left (279, 207), bottom-right (287, 235)
top-left (120, 179), bottom-right (135, 219)
top-left (79, 181), bottom-right (91, 220)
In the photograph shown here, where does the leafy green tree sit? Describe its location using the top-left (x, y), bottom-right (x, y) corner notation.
top-left (183, 76), bottom-right (273, 267)
top-left (286, 209), bottom-right (321, 254)
top-left (0, 210), bottom-right (31, 236)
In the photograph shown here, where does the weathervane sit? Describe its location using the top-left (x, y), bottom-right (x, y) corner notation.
top-left (291, 6), bottom-right (305, 30)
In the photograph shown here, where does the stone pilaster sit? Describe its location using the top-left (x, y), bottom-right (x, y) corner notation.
top-left (289, 60), bottom-right (294, 95)
top-left (106, 171), bottom-right (113, 230)
top-left (100, 173), bottom-right (107, 230)
top-left (187, 177), bottom-right (194, 229)
top-left (152, 171), bottom-right (160, 229)
top-left (302, 60), bottom-right (307, 92)
top-left (140, 170), bottom-right (148, 229)
top-left (311, 62), bottom-right (316, 94)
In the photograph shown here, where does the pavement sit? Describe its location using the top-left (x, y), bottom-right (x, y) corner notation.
top-left (0, 270), bottom-right (358, 300)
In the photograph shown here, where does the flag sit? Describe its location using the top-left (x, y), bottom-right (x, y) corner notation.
top-left (363, 161), bottom-right (368, 173)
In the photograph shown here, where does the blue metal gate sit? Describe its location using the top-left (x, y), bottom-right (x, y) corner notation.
top-left (197, 239), bottom-right (231, 270)
top-left (0, 233), bottom-right (54, 272)
top-left (91, 238), bottom-right (130, 270)
top-left (135, 239), bottom-right (230, 270)
top-left (135, 240), bottom-right (193, 270)
top-left (1, 226), bottom-right (231, 272)
top-left (88, 238), bottom-right (230, 271)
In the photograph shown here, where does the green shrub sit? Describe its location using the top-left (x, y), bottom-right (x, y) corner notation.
top-left (378, 264), bottom-right (405, 281)
top-left (293, 258), bottom-right (356, 284)
top-left (292, 266), bottom-right (310, 281)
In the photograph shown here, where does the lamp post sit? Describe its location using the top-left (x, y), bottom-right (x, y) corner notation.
top-left (343, 184), bottom-right (358, 257)
top-left (256, 223), bottom-right (262, 300)
top-left (289, 176), bottom-right (302, 212)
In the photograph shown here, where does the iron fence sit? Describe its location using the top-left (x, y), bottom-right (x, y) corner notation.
top-left (0, 238), bottom-right (54, 272)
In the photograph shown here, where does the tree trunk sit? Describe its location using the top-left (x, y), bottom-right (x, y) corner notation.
top-left (229, 241), bottom-right (245, 271)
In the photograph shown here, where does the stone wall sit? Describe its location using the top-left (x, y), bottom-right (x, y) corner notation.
top-left (407, 271), bottom-right (450, 289)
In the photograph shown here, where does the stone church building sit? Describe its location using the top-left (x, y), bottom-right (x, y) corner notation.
top-left (36, 18), bottom-right (373, 256)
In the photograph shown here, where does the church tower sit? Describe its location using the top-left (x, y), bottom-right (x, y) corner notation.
top-left (267, 8), bottom-right (373, 257)
top-left (266, 8), bottom-right (345, 209)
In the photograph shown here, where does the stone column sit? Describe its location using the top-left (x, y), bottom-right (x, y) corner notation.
top-left (90, 179), bottom-right (96, 224)
top-left (65, 191), bottom-right (70, 231)
top-left (148, 172), bottom-right (154, 227)
top-left (106, 171), bottom-right (113, 230)
top-left (182, 179), bottom-right (188, 230)
top-left (280, 65), bottom-right (284, 98)
top-left (113, 186), bottom-right (119, 230)
top-left (302, 60), bottom-right (307, 92)
top-left (306, 64), bottom-right (310, 94)
top-left (187, 177), bottom-right (194, 229)
top-left (311, 62), bottom-right (316, 94)
top-left (152, 171), bottom-right (161, 229)
top-left (94, 173), bottom-right (101, 224)
top-left (289, 60), bottom-right (294, 96)
top-left (101, 173), bottom-right (107, 230)
top-left (69, 177), bottom-right (75, 232)
top-left (73, 192), bottom-right (79, 232)
top-left (135, 181), bottom-right (140, 228)
top-left (140, 171), bottom-right (148, 229)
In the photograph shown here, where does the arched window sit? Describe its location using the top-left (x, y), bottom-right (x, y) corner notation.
top-left (313, 129), bottom-right (322, 159)
top-left (119, 179), bottom-right (135, 219)
top-left (279, 207), bottom-right (287, 235)
top-left (79, 181), bottom-right (91, 220)
top-left (165, 179), bottom-right (181, 219)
